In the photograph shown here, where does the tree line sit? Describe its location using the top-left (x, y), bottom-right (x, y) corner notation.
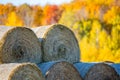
top-left (0, 0), bottom-right (120, 62)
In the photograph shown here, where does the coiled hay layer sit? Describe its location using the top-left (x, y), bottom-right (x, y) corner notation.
top-left (0, 63), bottom-right (45, 80)
top-left (38, 61), bottom-right (83, 80)
top-left (74, 62), bottom-right (120, 78)
top-left (0, 26), bottom-right (42, 63)
top-left (32, 24), bottom-right (80, 63)
top-left (84, 63), bottom-right (120, 80)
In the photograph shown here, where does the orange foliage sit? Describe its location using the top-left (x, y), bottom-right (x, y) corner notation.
top-left (32, 5), bottom-right (43, 27)
top-left (42, 5), bottom-right (62, 25)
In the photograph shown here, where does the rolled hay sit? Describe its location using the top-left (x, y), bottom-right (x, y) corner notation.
top-left (74, 62), bottom-right (120, 78)
top-left (0, 63), bottom-right (45, 80)
top-left (31, 24), bottom-right (80, 63)
top-left (84, 63), bottom-right (120, 80)
top-left (0, 26), bottom-right (42, 63)
top-left (102, 61), bottom-right (120, 75)
top-left (37, 61), bottom-right (83, 80)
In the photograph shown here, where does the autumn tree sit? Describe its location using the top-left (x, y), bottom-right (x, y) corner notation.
top-left (110, 25), bottom-right (120, 51)
top-left (5, 11), bottom-right (23, 26)
top-left (31, 5), bottom-right (43, 27)
top-left (103, 6), bottom-right (120, 25)
top-left (16, 4), bottom-right (33, 27)
top-left (0, 3), bottom-right (15, 25)
top-left (72, 20), bottom-right (92, 40)
top-left (42, 5), bottom-right (62, 25)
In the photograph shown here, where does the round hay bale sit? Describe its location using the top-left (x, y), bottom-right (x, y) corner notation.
top-left (0, 63), bottom-right (45, 80)
top-left (102, 61), bottom-right (120, 75)
top-left (37, 61), bottom-right (83, 80)
top-left (31, 24), bottom-right (80, 63)
top-left (74, 62), bottom-right (120, 78)
top-left (84, 63), bottom-right (120, 80)
top-left (0, 26), bottom-right (42, 63)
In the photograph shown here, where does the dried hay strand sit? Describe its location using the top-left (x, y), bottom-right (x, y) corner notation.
top-left (84, 63), bottom-right (120, 80)
top-left (0, 26), bottom-right (42, 63)
top-left (38, 61), bottom-right (83, 80)
top-left (0, 63), bottom-right (45, 80)
top-left (31, 24), bottom-right (80, 63)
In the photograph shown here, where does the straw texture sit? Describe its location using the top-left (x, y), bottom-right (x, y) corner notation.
top-left (84, 63), bottom-right (120, 80)
top-left (0, 26), bottom-right (42, 63)
top-left (74, 62), bottom-right (120, 78)
top-left (32, 24), bottom-right (80, 63)
top-left (0, 63), bottom-right (45, 80)
top-left (38, 61), bottom-right (83, 80)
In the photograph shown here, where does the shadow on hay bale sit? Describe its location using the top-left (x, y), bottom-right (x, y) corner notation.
top-left (74, 62), bottom-right (120, 78)
top-left (37, 61), bottom-right (83, 80)
top-left (0, 26), bottom-right (42, 63)
top-left (31, 24), bottom-right (80, 63)
top-left (0, 63), bottom-right (45, 80)
top-left (84, 63), bottom-right (120, 80)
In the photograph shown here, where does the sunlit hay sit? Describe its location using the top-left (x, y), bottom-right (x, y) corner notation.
top-left (31, 24), bottom-right (80, 63)
top-left (39, 61), bottom-right (83, 80)
top-left (84, 63), bottom-right (120, 80)
top-left (0, 63), bottom-right (45, 80)
top-left (0, 26), bottom-right (42, 63)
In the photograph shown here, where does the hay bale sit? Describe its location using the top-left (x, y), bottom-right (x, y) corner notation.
top-left (102, 61), bottom-right (120, 75)
top-left (74, 62), bottom-right (120, 78)
top-left (84, 63), bottom-right (120, 80)
top-left (0, 26), bottom-right (42, 63)
top-left (31, 24), bottom-right (80, 63)
top-left (0, 63), bottom-right (45, 80)
top-left (37, 61), bottom-right (83, 80)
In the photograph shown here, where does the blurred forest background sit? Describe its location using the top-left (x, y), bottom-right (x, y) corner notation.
top-left (0, 0), bottom-right (120, 63)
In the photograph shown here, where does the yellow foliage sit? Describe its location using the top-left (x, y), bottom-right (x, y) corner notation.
top-left (90, 20), bottom-right (101, 44)
top-left (114, 50), bottom-right (120, 63)
top-left (80, 37), bottom-right (99, 62)
top-left (86, 0), bottom-right (113, 5)
top-left (98, 30), bottom-right (110, 48)
top-left (103, 6), bottom-right (120, 25)
top-left (98, 47), bottom-right (114, 62)
top-left (86, 4), bottom-right (100, 19)
top-left (79, 20), bottom-right (120, 63)
top-left (80, 38), bottom-right (116, 63)
top-left (5, 11), bottom-right (23, 26)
